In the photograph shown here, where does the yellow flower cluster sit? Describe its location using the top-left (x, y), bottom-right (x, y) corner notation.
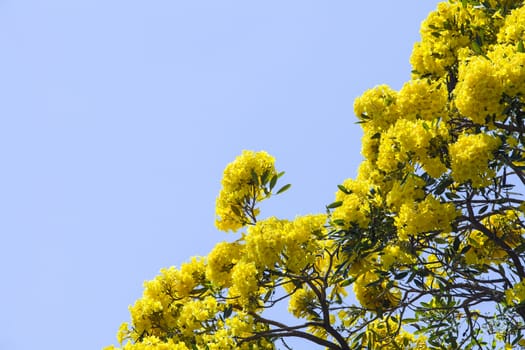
top-left (380, 244), bottom-right (416, 270)
top-left (497, 5), bottom-right (525, 44)
top-left (244, 217), bottom-right (289, 269)
top-left (288, 287), bottom-right (317, 318)
top-left (454, 46), bottom-right (525, 123)
top-left (424, 254), bottom-right (448, 288)
top-left (223, 313), bottom-right (273, 348)
top-left (385, 176), bottom-right (426, 212)
top-left (206, 241), bottom-right (244, 288)
top-left (177, 297), bottom-right (219, 337)
top-left (453, 5), bottom-right (525, 123)
top-left (464, 210), bottom-right (524, 265)
top-left (127, 258), bottom-right (208, 341)
top-left (353, 271), bottom-right (400, 310)
top-left (284, 214), bottom-right (326, 272)
top-left (215, 150), bottom-right (276, 232)
top-left (397, 79), bottom-right (448, 122)
top-left (454, 56), bottom-right (506, 123)
top-left (410, 1), bottom-right (497, 77)
top-left (493, 45), bottom-right (525, 98)
top-left (243, 214), bottom-right (326, 273)
top-left (228, 260), bottom-right (260, 309)
top-left (364, 318), bottom-right (428, 349)
top-left (449, 133), bottom-right (501, 187)
top-left (395, 196), bottom-right (457, 241)
top-left (464, 229), bottom-right (507, 265)
top-left (107, 252), bottom-right (279, 349)
top-left (354, 85), bottom-right (398, 132)
top-left (104, 336), bottom-right (190, 350)
top-left (376, 119), bottom-right (449, 177)
top-left (332, 178), bottom-right (378, 229)
top-left (355, 80), bottom-right (450, 184)
top-left (356, 85), bottom-right (449, 174)
top-left (506, 279), bottom-right (525, 306)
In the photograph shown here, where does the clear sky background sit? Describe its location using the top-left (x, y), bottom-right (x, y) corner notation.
top-left (0, 1), bottom-right (440, 349)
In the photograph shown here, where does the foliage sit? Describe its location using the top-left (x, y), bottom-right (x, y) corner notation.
top-left (105, 1), bottom-right (525, 349)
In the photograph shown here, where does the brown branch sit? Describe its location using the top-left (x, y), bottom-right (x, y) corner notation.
top-left (244, 312), bottom-right (343, 350)
top-left (465, 194), bottom-right (525, 280)
top-left (506, 161), bottom-right (525, 185)
top-left (493, 121), bottom-right (524, 133)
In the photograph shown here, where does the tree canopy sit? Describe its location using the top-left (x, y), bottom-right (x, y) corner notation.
top-left (105, 1), bottom-right (525, 349)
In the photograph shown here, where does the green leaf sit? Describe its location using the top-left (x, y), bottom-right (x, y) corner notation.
top-left (260, 170), bottom-right (271, 185)
top-left (434, 237), bottom-right (447, 244)
top-left (460, 244), bottom-right (471, 254)
top-left (337, 184), bottom-right (352, 194)
top-left (332, 219), bottom-right (345, 226)
top-left (478, 205), bottom-right (489, 214)
top-left (354, 331), bottom-right (365, 342)
top-left (276, 183), bottom-right (291, 194)
top-left (327, 201), bottom-right (343, 209)
top-left (395, 271), bottom-right (410, 280)
top-left (407, 270), bottom-right (417, 283)
top-left (223, 305), bottom-right (233, 319)
top-left (515, 242), bottom-right (525, 254)
top-left (269, 175), bottom-right (278, 191)
top-left (292, 279), bottom-right (303, 289)
top-left (434, 176), bottom-right (453, 195)
top-left (250, 169), bottom-right (259, 186)
top-left (366, 278), bottom-right (384, 288)
top-left (230, 205), bottom-right (242, 218)
top-left (444, 191), bottom-right (460, 200)
top-left (263, 289), bottom-right (273, 303)
top-left (471, 40), bottom-right (482, 54)
top-left (453, 236), bottom-right (461, 252)
top-left (518, 40), bottom-right (525, 53)
top-left (414, 278), bottom-right (426, 290)
top-left (340, 277), bottom-right (355, 287)
top-left (403, 317), bottom-right (418, 324)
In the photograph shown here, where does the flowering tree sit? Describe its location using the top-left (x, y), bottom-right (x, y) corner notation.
top-left (105, 1), bottom-right (525, 349)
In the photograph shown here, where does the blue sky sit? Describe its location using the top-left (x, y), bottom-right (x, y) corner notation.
top-left (0, 1), bottom-right (439, 349)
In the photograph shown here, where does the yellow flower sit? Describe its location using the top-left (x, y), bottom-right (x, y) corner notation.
top-left (288, 288), bottom-right (316, 318)
top-left (365, 318), bottom-right (428, 349)
top-left (332, 178), bottom-right (379, 229)
top-left (397, 79), bottom-right (448, 121)
top-left (206, 241), bottom-right (244, 287)
top-left (449, 133), bottom-right (501, 187)
top-left (353, 272), bottom-right (400, 310)
top-left (244, 217), bottom-right (288, 269)
top-left (381, 244), bottom-right (415, 270)
top-left (395, 196), bottom-right (457, 241)
top-left (228, 261), bottom-right (260, 309)
top-left (215, 150), bottom-right (277, 232)
top-left (411, 1), bottom-right (495, 78)
top-left (497, 5), bottom-right (525, 44)
top-left (354, 85), bottom-right (398, 132)
top-left (117, 322), bottom-right (129, 344)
